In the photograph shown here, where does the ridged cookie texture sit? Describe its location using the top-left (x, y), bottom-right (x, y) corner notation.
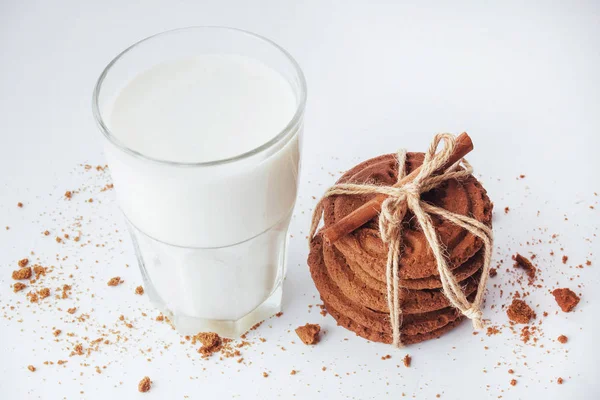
top-left (308, 152), bottom-right (493, 345)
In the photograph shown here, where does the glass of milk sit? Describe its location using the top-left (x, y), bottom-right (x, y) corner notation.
top-left (92, 27), bottom-right (306, 337)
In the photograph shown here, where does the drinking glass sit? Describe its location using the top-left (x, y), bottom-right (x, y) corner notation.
top-left (92, 27), bottom-right (306, 337)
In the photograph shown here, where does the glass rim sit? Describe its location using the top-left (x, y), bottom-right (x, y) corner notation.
top-left (91, 26), bottom-right (307, 167)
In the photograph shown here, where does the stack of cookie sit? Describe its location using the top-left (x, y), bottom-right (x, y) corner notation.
top-left (308, 152), bottom-right (493, 345)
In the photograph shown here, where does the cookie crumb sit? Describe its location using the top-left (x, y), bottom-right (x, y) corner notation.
top-left (17, 202), bottom-right (23, 208)
top-left (67, 307), bottom-right (77, 314)
top-left (12, 267), bottom-right (32, 280)
top-left (557, 377), bottom-right (564, 385)
top-left (489, 268), bottom-right (497, 278)
top-left (27, 365), bottom-right (36, 372)
top-left (552, 288), bottom-right (580, 312)
top-left (135, 286), bottom-right (144, 295)
top-left (138, 376), bottom-right (152, 393)
top-left (486, 326), bottom-right (500, 336)
top-left (18, 258), bottom-right (29, 268)
top-left (33, 265), bottom-right (47, 279)
top-left (194, 332), bottom-right (222, 357)
top-left (27, 291), bottom-right (38, 303)
top-left (506, 299), bottom-right (536, 324)
top-left (508, 369), bottom-right (514, 374)
top-left (107, 277), bottom-right (123, 286)
top-left (514, 253), bottom-right (536, 284)
top-left (562, 255), bottom-right (568, 264)
top-left (403, 354), bottom-right (411, 367)
top-left (295, 323), bottom-right (321, 345)
top-left (504, 207), bottom-right (509, 214)
top-left (262, 372), bottom-right (269, 378)
top-left (290, 370), bottom-right (297, 375)
top-left (13, 282), bottom-right (26, 293)
top-left (64, 191), bottom-right (72, 199)
top-left (72, 343), bottom-right (84, 356)
top-left (275, 311), bottom-right (283, 317)
top-left (53, 329), bottom-right (62, 337)
top-left (38, 287), bottom-right (50, 299)
top-left (61, 284), bottom-right (71, 299)
top-left (381, 354), bottom-right (391, 360)
top-left (557, 335), bottom-right (568, 344)
top-left (510, 379), bottom-right (517, 386)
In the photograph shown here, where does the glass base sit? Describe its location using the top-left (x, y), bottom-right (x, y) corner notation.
top-left (126, 212), bottom-right (290, 339)
top-left (146, 281), bottom-right (282, 338)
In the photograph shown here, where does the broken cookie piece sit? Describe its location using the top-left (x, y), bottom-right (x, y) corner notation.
top-left (514, 253), bottom-right (536, 284)
top-left (552, 288), bottom-right (580, 312)
top-left (13, 282), bottom-right (27, 293)
top-left (295, 323), bottom-right (321, 345)
top-left (12, 267), bottom-right (32, 280)
top-left (506, 299), bottom-right (536, 324)
top-left (107, 277), bottom-right (123, 286)
top-left (557, 335), bottom-right (568, 344)
top-left (138, 376), bottom-right (152, 393)
top-left (193, 332), bottom-right (222, 357)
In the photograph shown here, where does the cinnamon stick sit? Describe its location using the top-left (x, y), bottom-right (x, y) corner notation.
top-left (321, 132), bottom-right (474, 244)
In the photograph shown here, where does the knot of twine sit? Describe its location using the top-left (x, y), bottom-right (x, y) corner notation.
top-left (309, 133), bottom-right (493, 348)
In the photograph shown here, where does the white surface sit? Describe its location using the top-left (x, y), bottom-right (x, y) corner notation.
top-left (1, 1), bottom-right (599, 399)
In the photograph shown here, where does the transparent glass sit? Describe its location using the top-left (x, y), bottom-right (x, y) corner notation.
top-left (92, 27), bottom-right (306, 337)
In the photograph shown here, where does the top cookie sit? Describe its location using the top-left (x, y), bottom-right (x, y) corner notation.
top-left (322, 152), bottom-right (493, 281)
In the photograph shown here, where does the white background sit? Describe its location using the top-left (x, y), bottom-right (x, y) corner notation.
top-left (1, 1), bottom-right (599, 399)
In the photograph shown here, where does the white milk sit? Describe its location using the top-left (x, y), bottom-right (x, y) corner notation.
top-left (103, 54), bottom-right (301, 330)
top-left (109, 55), bottom-right (297, 164)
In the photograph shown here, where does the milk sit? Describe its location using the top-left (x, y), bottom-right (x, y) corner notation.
top-left (109, 55), bottom-right (297, 164)
top-left (102, 54), bottom-right (302, 333)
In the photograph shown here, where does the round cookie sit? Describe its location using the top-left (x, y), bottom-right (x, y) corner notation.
top-left (322, 152), bottom-right (493, 281)
top-left (325, 301), bottom-right (465, 345)
top-left (321, 235), bottom-right (481, 313)
top-left (308, 235), bottom-right (470, 337)
top-left (379, 251), bottom-right (485, 290)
